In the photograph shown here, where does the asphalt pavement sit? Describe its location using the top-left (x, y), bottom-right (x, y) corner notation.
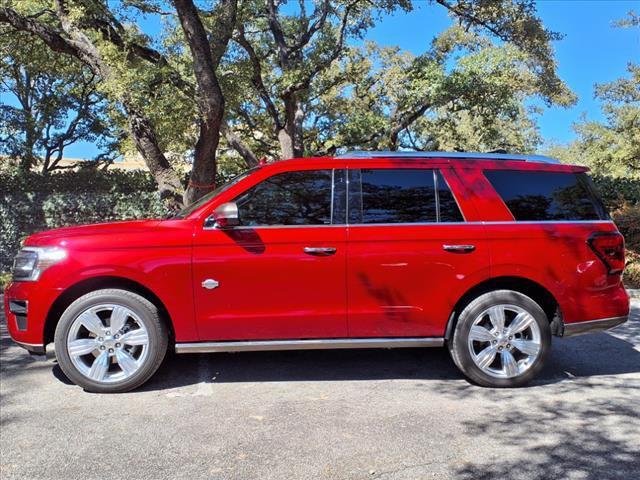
top-left (1, 299), bottom-right (639, 480)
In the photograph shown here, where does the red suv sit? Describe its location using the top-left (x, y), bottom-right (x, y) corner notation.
top-left (5, 152), bottom-right (630, 392)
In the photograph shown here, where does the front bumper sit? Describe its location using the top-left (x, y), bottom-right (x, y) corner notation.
top-left (562, 315), bottom-right (628, 337)
top-left (4, 281), bottom-right (62, 353)
top-left (12, 340), bottom-right (46, 355)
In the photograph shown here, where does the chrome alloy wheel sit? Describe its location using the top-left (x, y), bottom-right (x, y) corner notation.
top-left (66, 304), bottom-right (150, 383)
top-left (466, 304), bottom-right (542, 379)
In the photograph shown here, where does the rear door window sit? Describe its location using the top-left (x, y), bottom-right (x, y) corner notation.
top-left (348, 169), bottom-right (464, 224)
top-left (484, 170), bottom-right (609, 221)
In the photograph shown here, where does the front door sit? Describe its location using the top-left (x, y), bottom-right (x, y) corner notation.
top-left (193, 169), bottom-right (348, 341)
top-left (346, 167), bottom-right (490, 338)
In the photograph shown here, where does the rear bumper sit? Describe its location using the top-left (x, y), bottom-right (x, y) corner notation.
top-left (562, 315), bottom-right (628, 337)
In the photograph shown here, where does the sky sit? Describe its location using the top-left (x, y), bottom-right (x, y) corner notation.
top-left (4, 0), bottom-right (639, 159)
top-left (365, 0), bottom-right (639, 147)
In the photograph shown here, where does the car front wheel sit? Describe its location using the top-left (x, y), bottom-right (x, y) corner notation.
top-left (448, 290), bottom-right (551, 387)
top-left (54, 289), bottom-right (168, 393)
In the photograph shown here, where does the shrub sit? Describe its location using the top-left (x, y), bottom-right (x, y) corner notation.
top-left (611, 204), bottom-right (640, 288)
top-left (592, 175), bottom-right (640, 210)
top-left (0, 169), bottom-right (165, 272)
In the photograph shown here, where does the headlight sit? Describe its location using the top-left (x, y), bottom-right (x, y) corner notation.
top-left (12, 247), bottom-right (67, 282)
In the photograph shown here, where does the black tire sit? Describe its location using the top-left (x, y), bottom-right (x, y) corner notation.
top-left (54, 289), bottom-right (168, 393)
top-left (448, 290), bottom-right (551, 388)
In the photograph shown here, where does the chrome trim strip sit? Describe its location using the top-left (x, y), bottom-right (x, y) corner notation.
top-left (175, 337), bottom-right (444, 353)
top-left (562, 315), bottom-right (628, 337)
top-left (206, 220), bottom-right (614, 230)
top-left (480, 220), bottom-right (613, 225)
top-left (336, 150), bottom-right (561, 164)
top-left (330, 168), bottom-right (335, 225)
top-left (433, 170), bottom-right (441, 223)
top-left (346, 220), bottom-right (613, 228)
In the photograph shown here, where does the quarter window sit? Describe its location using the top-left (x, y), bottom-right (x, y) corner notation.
top-left (484, 170), bottom-right (609, 221)
top-left (348, 169), bottom-right (464, 224)
top-left (437, 170), bottom-right (464, 222)
top-left (233, 170), bottom-right (333, 226)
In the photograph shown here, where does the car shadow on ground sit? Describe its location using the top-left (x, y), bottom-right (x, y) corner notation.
top-left (2, 306), bottom-right (639, 392)
top-left (137, 306), bottom-right (640, 391)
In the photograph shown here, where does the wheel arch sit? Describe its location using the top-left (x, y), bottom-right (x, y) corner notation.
top-left (44, 276), bottom-right (175, 345)
top-left (445, 276), bottom-right (562, 340)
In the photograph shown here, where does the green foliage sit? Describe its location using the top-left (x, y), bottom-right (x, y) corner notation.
top-left (0, 25), bottom-right (116, 171)
top-left (303, 27), bottom-right (572, 154)
top-left (573, 64), bottom-right (640, 177)
top-left (0, 169), bottom-right (164, 271)
top-left (611, 204), bottom-right (640, 288)
top-left (590, 175), bottom-right (640, 288)
top-left (225, 17), bottom-right (574, 158)
top-left (0, 162), bottom-right (246, 272)
top-left (0, 271), bottom-right (11, 291)
top-left (591, 175), bottom-right (640, 210)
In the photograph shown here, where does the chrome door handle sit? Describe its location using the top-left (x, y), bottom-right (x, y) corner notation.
top-left (443, 244), bottom-right (476, 253)
top-left (304, 247), bottom-right (337, 256)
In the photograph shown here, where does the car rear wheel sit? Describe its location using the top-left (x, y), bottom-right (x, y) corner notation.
top-left (54, 289), bottom-right (168, 393)
top-left (448, 290), bottom-right (551, 387)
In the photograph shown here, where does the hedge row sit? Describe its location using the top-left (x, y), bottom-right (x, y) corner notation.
top-left (1, 170), bottom-right (639, 272)
top-left (591, 175), bottom-right (640, 210)
top-left (0, 170), bottom-right (165, 271)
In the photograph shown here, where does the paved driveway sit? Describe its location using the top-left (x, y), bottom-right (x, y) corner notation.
top-left (1, 300), bottom-right (639, 480)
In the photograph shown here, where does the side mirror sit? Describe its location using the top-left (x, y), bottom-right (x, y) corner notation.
top-left (207, 202), bottom-right (240, 229)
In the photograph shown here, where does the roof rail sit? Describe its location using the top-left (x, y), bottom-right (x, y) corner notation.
top-left (335, 150), bottom-right (561, 164)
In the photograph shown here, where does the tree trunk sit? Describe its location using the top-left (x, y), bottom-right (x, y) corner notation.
top-left (173, 0), bottom-right (235, 204)
top-left (277, 128), bottom-right (294, 159)
top-left (183, 122), bottom-right (219, 206)
top-left (20, 121), bottom-right (37, 171)
top-left (278, 92), bottom-right (304, 159)
top-left (127, 107), bottom-right (183, 210)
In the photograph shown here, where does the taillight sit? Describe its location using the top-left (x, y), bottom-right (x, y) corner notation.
top-left (587, 232), bottom-right (625, 275)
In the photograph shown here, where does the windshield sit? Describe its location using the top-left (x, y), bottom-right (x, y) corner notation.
top-left (172, 168), bottom-right (257, 219)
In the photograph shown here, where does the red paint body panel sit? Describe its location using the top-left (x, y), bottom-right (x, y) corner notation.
top-left (192, 225), bottom-right (348, 340)
top-left (485, 221), bottom-right (630, 324)
top-left (4, 155), bottom-right (630, 351)
top-left (6, 220), bottom-right (198, 344)
top-left (346, 223), bottom-right (490, 337)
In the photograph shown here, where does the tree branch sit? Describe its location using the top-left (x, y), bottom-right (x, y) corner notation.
top-left (221, 123), bottom-right (259, 167)
top-left (283, 0), bottom-right (357, 96)
top-left (236, 26), bottom-right (282, 129)
top-left (266, 0), bottom-right (290, 68)
top-left (290, 0), bottom-right (331, 53)
top-left (0, 7), bottom-right (96, 72)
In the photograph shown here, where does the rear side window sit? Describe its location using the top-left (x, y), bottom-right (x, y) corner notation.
top-left (485, 170), bottom-right (609, 221)
top-left (348, 169), bottom-right (464, 224)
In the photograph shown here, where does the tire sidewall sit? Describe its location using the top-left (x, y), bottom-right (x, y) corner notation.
top-left (54, 289), bottom-right (167, 393)
top-left (450, 290), bottom-right (551, 388)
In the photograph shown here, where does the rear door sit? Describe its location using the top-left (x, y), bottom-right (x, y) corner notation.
top-left (346, 167), bottom-right (490, 338)
top-left (192, 169), bottom-right (348, 341)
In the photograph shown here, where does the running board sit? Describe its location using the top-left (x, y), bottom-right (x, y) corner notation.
top-left (174, 337), bottom-right (444, 354)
